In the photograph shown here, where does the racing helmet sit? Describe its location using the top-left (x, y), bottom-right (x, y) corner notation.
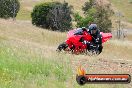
top-left (88, 24), bottom-right (97, 34)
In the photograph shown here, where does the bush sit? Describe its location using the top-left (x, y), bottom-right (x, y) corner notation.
top-left (73, 12), bottom-right (94, 27)
top-left (0, 0), bottom-right (20, 19)
top-left (31, 2), bottom-right (72, 32)
top-left (31, 2), bottom-right (53, 28)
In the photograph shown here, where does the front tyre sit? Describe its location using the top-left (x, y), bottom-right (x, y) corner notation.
top-left (56, 42), bottom-right (68, 52)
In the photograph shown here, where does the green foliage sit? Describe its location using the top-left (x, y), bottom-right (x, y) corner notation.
top-left (31, 2), bottom-right (72, 32)
top-left (77, 0), bottom-right (114, 32)
top-left (74, 12), bottom-right (94, 27)
top-left (82, 0), bottom-right (95, 14)
top-left (0, 0), bottom-right (20, 19)
top-left (31, 2), bottom-right (53, 27)
top-left (86, 7), bottom-right (97, 17)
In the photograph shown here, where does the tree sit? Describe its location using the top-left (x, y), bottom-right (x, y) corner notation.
top-left (47, 2), bottom-right (72, 31)
top-left (82, 0), bottom-right (95, 14)
top-left (31, 2), bottom-right (72, 32)
top-left (73, 12), bottom-right (94, 27)
top-left (94, 3), bottom-right (114, 32)
top-left (81, 0), bottom-right (114, 32)
top-left (0, 0), bottom-right (20, 19)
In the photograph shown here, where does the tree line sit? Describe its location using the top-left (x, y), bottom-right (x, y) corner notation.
top-left (0, 0), bottom-right (113, 32)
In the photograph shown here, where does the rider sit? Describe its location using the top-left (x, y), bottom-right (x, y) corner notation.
top-left (88, 24), bottom-right (102, 45)
top-left (83, 24), bottom-right (102, 51)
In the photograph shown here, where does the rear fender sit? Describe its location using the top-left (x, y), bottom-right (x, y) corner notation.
top-left (100, 32), bottom-right (112, 43)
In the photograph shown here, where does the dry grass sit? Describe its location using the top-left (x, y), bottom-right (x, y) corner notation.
top-left (126, 34), bottom-right (132, 41)
top-left (0, 0), bottom-right (132, 87)
top-left (17, 0), bottom-right (86, 20)
top-left (0, 19), bottom-right (66, 46)
top-left (107, 0), bottom-right (132, 30)
top-left (108, 0), bottom-right (132, 23)
top-left (0, 19), bottom-right (132, 88)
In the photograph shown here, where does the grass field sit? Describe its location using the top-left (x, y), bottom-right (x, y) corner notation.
top-left (0, 19), bottom-right (132, 88)
top-left (0, 0), bottom-right (132, 88)
top-left (108, 0), bottom-right (132, 23)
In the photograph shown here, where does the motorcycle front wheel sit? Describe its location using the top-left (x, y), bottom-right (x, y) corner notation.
top-left (56, 42), bottom-right (68, 52)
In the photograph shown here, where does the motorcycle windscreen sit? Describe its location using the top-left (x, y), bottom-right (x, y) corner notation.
top-left (67, 28), bottom-right (82, 38)
top-left (100, 32), bottom-right (112, 43)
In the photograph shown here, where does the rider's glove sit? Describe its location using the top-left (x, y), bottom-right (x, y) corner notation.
top-left (82, 40), bottom-right (90, 45)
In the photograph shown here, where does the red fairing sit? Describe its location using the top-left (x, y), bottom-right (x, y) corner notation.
top-left (67, 29), bottom-right (92, 41)
top-left (67, 29), bottom-right (75, 38)
top-left (100, 32), bottom-right (112, 43)
top-left (66, 29), bottom-right (92, 52)
top-left (65, 29), bottom-right (112, 53)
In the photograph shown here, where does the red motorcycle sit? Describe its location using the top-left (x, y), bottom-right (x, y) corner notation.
top-left (57, 28), bottom-right (112, 55)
